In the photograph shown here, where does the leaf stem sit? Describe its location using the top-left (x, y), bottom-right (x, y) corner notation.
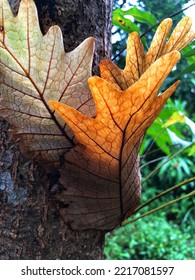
top-left (122, 190), bottom-right (195, 226)
top-left (140, 156), bottom-right (167, 169)
top-left (140, 3), bottom-right (195, 38)
top-left (141, 143), bottom-right (193, 185)
top-left (135, 176), bottom-right (195, 213)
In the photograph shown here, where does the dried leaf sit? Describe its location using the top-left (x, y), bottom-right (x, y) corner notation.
top-left (0, 0), bottom-right (95, 164)
top-left (50, 51), bottom-right (181, 229)
top-left (0, 0), bottom-right (194, 230)
top-left (100, 17), bottom-right (195, 87)
top-left (49, 17), bottom-right (194, 230)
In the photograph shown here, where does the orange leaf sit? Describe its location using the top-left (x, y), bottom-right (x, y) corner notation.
top-left (1, 1), bottom-right (194, 230)
top-left (100, 17), bottom-right (195, 88)
top-left (49, 51), bottom-right (180, 229)
top-left (49, 17), bottom-right (195, 230)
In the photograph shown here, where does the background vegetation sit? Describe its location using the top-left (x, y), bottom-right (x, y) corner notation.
top-left (104, 0), bottom-right (195, 260)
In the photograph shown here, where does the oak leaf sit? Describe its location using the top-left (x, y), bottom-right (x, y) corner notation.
top-left (50, 51), bottom-right (181, 229)
top-left (0, 0), bottom-right (95, 164)
top-left (100, 16), bottom-right (195, 89)
top-left (0, 0), bottom-right (194, 230)
top-left (49, 18), bottom-right (195, 230)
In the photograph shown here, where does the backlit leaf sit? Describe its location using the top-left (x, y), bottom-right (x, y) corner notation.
top-left (112, 7), bottom-right (157, 33)
top-left (0, 0), bottom-right (95, 164)
top-left (0, 0), bottom-right (194, 230)
top-left (50, 17), bottom-right (194, 229)
top-left (112, 9), bottom-right (140, 33)
top-left (164, 112), bottom-right (185, 127)
top-left (50, 51), bottom-right (181, 229)
top-left (100, 17), bottom-right (195, 87)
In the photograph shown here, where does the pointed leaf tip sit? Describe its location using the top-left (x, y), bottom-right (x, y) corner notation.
top-left (1, 6), bottom-right (194, 231)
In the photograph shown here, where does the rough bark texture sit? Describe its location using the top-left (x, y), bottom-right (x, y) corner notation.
top-left (34, 0), bottom-right (112, 74)
top-left (0, 0), bottom-right (112, 260)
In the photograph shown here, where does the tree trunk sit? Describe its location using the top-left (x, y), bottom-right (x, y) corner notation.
top-left (0, 0), bottom-right (112, 260)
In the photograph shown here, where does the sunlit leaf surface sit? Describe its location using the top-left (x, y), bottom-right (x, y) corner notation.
top-left (0, 0), bottom-right (194, 229)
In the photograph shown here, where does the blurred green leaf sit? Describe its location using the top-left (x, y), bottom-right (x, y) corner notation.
top-left (112, 7), bottom-right (157, 33)
top-left (164, 111), bottom-right (185, 127)
top-left (105, 215), bottom-right (195, 260)
top-left (185, 116), bottom-right (195, 141)
top-left (141, 99), bottom-right (195, 157)
top-left (188, 143), bottom-right (195, 156)
top-left (182, 48), bottom-right (195, 58)
top-left (166, 128), bottom-right (191, 148)
top-left (112, 9), bottom-right (140, 33)
top-left (178, 62), bottom-right (195, 77)
top-left (124, 7), bottom-right (157, 26)
top-left (146, 121), bottom-right (172, 155)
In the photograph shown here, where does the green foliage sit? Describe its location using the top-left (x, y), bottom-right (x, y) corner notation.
top-left (136, 0), bottom-right (191, 21)
top-left (178, 62), bottom-right (195, 77)
top-left (158, 156), bottom-right (194, 184)
top-left (108, 0), bottom-right (195, 260)
top-left (112, 7), bottom-right (157, 33)
top-left (112, 2), bottom-right (195, 115)
top-left (112, 8), bottom-right (140, 33)
top-left (105, 214), bottom-right (195, 260)
top-left (182, 41), bottom-right (195, 66)
top-left (140, 98), bottom-right (195, 184)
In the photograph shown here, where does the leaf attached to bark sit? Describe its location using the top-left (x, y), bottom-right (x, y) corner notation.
top-left (0, 0), bottom-right (195, 230)
top-left (49, 17), bottom-right (195, 230)
top-left (0, 0), bottom-right (95, 164)
top-left (50, 51), bottom-right (180, 229)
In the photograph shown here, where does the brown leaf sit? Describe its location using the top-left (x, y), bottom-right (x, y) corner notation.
top-left (49, 17), bottom-right (195, 229)
top-left (100, 17), bottom-right (195, 88)
top-left (1, 1), bottom-right (194, 230)
top-left (50, 51), bottom-right (180, 229)
top-left (0, 0), bottom-right (95, 164)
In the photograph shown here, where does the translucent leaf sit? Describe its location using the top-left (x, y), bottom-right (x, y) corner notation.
top-left (50, 51), bottom-right (181, 229)
top-left (123, 7), bottom-right (157, 26)
top-left (112, 7), bottom-right (157, 34)
top-left (112, 8), bottom-right (140, 33)
top-left (0, 0), bottom-right (95, 164)
top-left (164, 112), bottom-right (185, 127)
top-left (50, 16), bottom-right (194, 230)
top-left (0, 1), bottom-right (194, 230)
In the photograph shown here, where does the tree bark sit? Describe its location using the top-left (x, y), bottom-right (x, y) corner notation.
top-left (0, 0), bottom-right (112, 260)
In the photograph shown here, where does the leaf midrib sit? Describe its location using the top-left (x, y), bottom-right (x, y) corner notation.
top-left (0, 32), bottom-right (75, 146)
